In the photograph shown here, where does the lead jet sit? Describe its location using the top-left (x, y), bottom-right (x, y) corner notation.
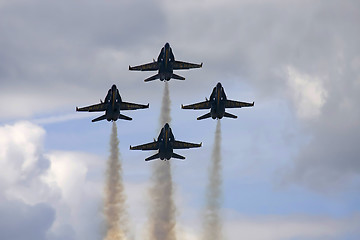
top-left (181, 82), bottom-right (254, 120)
top-left (130, 123), bottom-right (202, 161)
top-left (76, 84), bottom-right (149, 122)
top-left (129, 42), bottom-right (203, 82)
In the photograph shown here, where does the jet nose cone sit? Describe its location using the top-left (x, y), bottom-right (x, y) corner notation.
top-left (164, 123), bottom-right (170, 129)
top-left (111, 84), bottom-right (117, 90)
top-left (165, 42), bottom-right (170, 48)
top-left (216, 82), bottom-right (222, 88)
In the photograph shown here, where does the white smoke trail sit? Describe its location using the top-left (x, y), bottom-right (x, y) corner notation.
top-left (148, 82), bottom-right (177, 240)
top-left (202, 120), bottom-right (222, 240)
top-left (103, 122), bottom-right (129, 240)
top-left (160, 81), bottom-right (172, 125)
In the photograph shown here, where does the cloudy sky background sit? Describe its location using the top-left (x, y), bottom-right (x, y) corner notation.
top-left (1, 0), bottom-right (360, 239)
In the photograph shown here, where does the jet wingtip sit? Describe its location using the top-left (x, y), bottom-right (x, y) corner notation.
top-left (76, 107), bottom-right (79, 111)
top-left (252, 101), bottom-right (255, 106)
top-left (200, 62), bottom-right (203, 67)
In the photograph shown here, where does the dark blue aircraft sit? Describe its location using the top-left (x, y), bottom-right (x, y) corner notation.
top-left (129, 43), bottom-right (203, 82)
top-left (182, 82), bottom-right (254, 120)
top-left (130, 123), bottom-right (202, 161)
top-left (76, 84), bottom-right (149, 122)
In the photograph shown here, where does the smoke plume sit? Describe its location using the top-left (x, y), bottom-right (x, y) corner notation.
top-left (202, 120), bottom-right (223, 240)
top-left (148, 82), bottom-right (177, 240)
top-left (103, 122), bottom-right (129, 240)
top-left (160, 81), bottom-right (172, 125)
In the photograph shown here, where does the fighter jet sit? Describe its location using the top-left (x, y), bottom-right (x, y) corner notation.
top-left (129, 42), bottom-right (203, 82)
top-left (130, 123), bottom-right (202, 161)
top-left (76, 84), bottom-right (149, 122)
top-left (181, 82), bottom-right (254, 120)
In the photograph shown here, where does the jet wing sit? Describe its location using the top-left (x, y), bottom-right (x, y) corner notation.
top-left (130, 141), bottom-right (159, 151)
top-left (129, 62), bottom-right (159, 71)
top-left (76, 103), bottom-right (107, 112)
top-left (173, 140), bottom-right (202, 149)
top-left (120, 102), bottom-right (149, 110)
top-left (173, 61), bottom-right (202, 70)
top-left (182, 101), bottom-right (211, 110)
top-left (225, 100), bottom-right (254, 108)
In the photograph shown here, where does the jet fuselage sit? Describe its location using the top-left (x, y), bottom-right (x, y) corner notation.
top-left (210, 82), bottom-right (227, 119)
top-left (104, 84), bottom-right (121, 121)
top-left (157, 43), bottom-right (175, 81)
top-left (157, 123), bottom-right (175, 160)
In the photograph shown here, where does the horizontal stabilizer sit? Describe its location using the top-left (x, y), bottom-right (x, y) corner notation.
top-left (119, 114), bottom-right (132, 121)
top-left (197, 112), bottom-right (212, 120)
top-left (172, 152), bottom-right (185, 160)
top-left (224, 112), bottom-right (237, 119)
top-left (144, 74), bottom-right (160, 82)
top-left (145, 153), bottom-right (160, 161)
top-left (171, 73), bottom-right (185, 80)
top-left (92, 114), bottom-right (107, 122)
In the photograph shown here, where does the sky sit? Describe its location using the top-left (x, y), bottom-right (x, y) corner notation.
top-left (1, 0), bottom-right (360, 239)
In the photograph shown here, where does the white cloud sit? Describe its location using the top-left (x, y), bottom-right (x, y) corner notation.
top-left (0, 121), bottom-right (104, 239)
top-left (286, 66), bottom-right (328, 120)
top-left (43, 151), bottom-right (104, 240)
top-left (0, 121), bottom-right (47, 191)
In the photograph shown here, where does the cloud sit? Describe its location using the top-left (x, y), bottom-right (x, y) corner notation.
top-left (277, 0), bottom-right (360, 191)
top-left (286, 66), bottom-right (328, 120)
top-left (43, 151), bottom-right (104, 240)
top-left (0, 0), bottom-right (165, 119)
top-left (0, 121), bottom-right (49, 199)
top-left (0, 121), bottom-right (105, 240)
top-left (159, 0), bottom-right (360, 192)
top-left (0, 121), bottom-right (55, 239)
top-left (223, 214), bottom-right (360, 240)
top-left (0, 200), bottom-right (55, 240)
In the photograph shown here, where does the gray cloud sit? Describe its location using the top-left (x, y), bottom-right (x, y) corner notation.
top-left (0, 200), bottom-right (55, 240)
top-left (161, 0), bottom-right (360, 191)
top-left (0, 0), bottom-right (166, 119)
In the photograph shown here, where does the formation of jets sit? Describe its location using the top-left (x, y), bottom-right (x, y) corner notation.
top-left (76, 43), bottom-right (254, 161)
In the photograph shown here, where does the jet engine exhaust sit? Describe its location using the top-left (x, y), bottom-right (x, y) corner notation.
top-left (103, 122), bottom-right (129, 240)
top-left (148, 82), bottom-right (177, 240)
top-left (202, 120), bottom-right (223, 240)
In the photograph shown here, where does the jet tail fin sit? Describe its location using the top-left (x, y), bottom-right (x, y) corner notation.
top-left (171, 73), bottom-right (185, 80)
top-left (224, 112), bottom-right (237, 119)
top-left (145, 153), bottom-right (160, 161)
top-left (172, 152), bottom-right (186, 160)
top-left (119, 114), bottom-right (132, 121)
top-left (197, 112), bottom-right (212, 120)
top-left (92, 114), bottom-right (107, 122)
top-left (144, 74), bottom-right (160, 82)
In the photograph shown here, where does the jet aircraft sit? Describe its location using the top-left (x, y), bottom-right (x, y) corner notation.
top-left (130, 123), bottom-right (202, 161)
top-left (181, 82), bottom-right (254, 120)
top-left (76, 84), bottom-right (149, 122)
top-left (129, 42), bottom-right (203, 82)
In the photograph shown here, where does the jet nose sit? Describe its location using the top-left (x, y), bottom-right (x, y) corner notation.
top-left (216, 82), bottom-right (222, 88)
top-left (164, 123), bottom-right (170, 129)
top-left (165, 42), bottom-right (170, 48)
top-left (111, 84), bottom-right (117, 90)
